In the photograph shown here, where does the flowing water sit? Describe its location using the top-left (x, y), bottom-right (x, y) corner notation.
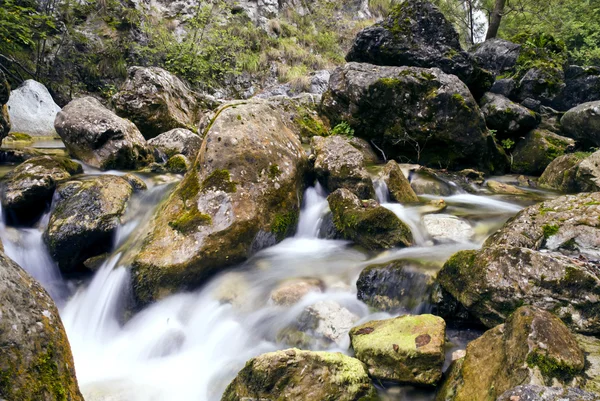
top-left (0, 168), bottom-right (555, 401)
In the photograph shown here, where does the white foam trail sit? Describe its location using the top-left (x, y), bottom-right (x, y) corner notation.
top-left (295, 182), bottom-right (328, 238)
top-left (382, 203), bottom-right (428, 246)
top-left (421, 193), bottom-right (524, 213)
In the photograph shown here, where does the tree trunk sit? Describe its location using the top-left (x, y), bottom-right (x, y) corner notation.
top-left (486, 0), bottom-right (506, 40)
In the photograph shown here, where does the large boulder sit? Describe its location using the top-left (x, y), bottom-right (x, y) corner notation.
top-left (511, 129), bottom-right (575, 176)
top-left (131, 101), bottom-right (307, 306)
top-left (0, 70), bottom-right (10, 142)
top-left (479, 92), bottom-right (540, 138)
top-left (321, 63), bottom-right (507, 171)
top-left (311, 135), bottom-right (375, 199)
top-left (148, 128), bottom-right (202, 161)
top-left (327, 188), bottom-right (412, 250)
top-left (436, 306), bottom-right (586, 401)
top-left (538, 152), bottom-right (600, 193)
top-left (0, 250), bottom-right (83, 401)
top-left (346, 0), bottom-right (492, 98)
top-left (55, 97), bottom-right (153, 170)
top-left (221, 349), bottom-right (378, 401)
top-left (44, 175), bottom-right (134, 274)
top-left (471, 38), bottom-right (522, 76)
top-left (6, 80), bottom-right (60, 137)
top-left (113, 66), bottom-right (203, 138)
top-left (561, 101), bottom-right (600, 147)
top-left (552, 65), bottom-right (600, 111)
top-left (0, 156), bottom-right (82, 225)
top-left (497, 385), bottom-right (600, 401)
top-left (437, 192), bottom-right (600, 334)
top-left (378, 160), bottom-right (418, 203)
top-left (350, 315), bottom-right (446, 385)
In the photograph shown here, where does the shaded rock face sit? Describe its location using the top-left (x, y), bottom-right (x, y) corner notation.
top-left (55, 97), bottom-right (153, 170)
top-left (321, 63), bottom-right (507, 172)
top-left (552, 65), bottom-right (600, 111)
top-left (511, 129), bottom-right (575, 176)
top-left (44, 175), bottom-right (134, 274)
top-left (436, 306), bottom-right (586, 401)
top-left (148, 128), bottom-right (202, 160)
top-left (517, 67), bottom-right (566, 106)
top-left (0, 70), bottom-right (10, 142)
top-left (132, 101), bottom-right (307, 306)
top-left (113, 67), bottom-right (202, 138)
top-left (497, 385), bottom-right (600, 401)
top-left (577, 334), bottom-right (600, 394)
top-left (350, 315), bottom-right (446, 385)
top-left (221, 348), bottom-right (378, 401)
top-left (311, 135), bottom-right (375, 199)
top-left (378, 160), bottom-right (418, 203)
top-left (538, 152), bottom-right (599, 193)
top-left (256, 70), bottom-right (331, 99)
top-left (480, 92), bottom-right (540, 138)
top-left (7, 80), bottom-right (61, 137)
top-left (357, 260), bottom-right (434, 312)
top-left (471, 38), bottom-right (522, 76)
top-left (561, 101), bottom-right (600, 147)
top-left (346, 0), bottom-right (492, 98)
top-left (0, 156), bottom-right (82, 225)
top-left (438, 192), bottom-right (600, 334)
top-left (327, 188), bottom-right (413, 250)
top-left (0, 250), bottom-right (83, 401)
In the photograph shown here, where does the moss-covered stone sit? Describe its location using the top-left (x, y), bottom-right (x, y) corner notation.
top-left (201, 169), bottom-right (237, 193)
top-left (379, 160), bottom-right (418, 203)
top-left (350, 315), bottom-right (446, 385)
top-left (512, 129), bottom-right (574, 176)
top-left (165, 154), bottom-right (190, 174)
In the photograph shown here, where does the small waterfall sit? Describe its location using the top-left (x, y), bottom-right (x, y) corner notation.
top-left (295, 182), bottom-right (328, 239)
top-left (374, 179), bottom-right (390, 204)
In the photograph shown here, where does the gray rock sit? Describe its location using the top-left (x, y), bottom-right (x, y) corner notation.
top-left (552, 65), bottom-right (600, 111)
top-left (511, 129), bottom-right (575, 176)
top-left (471, 38), bottom-right (521, 76)
top-left (55, 97), bottom-right (153, 170)
top-left (561, 100), bottom-right (600, 147)
top-left (423, 214), bottom-right (473, 244)
top-left (497, 385), bottom-right (600, 401)
top-left (0, 250), bottom-right (83, 400)
top-left (517, 67), bottom-right (566, 106)
top-left (7, 80), bottom-right (61, 137)
top-left (539, 151), bottom-right (600, 193)
top-left (298, 300), bottom-right (359, 346)
top-left (0, 70), bottom-right (10, 143)
top-left (256, 70), bottom-right (331, 99)
top-left (379, 160), bottom-right (419, 203)
top-left (490, 78), bottom-right (516, 98)
top-left (148, 128), bottom-right (202, 160)
top-left (480, 92), bottom-right (540, 138)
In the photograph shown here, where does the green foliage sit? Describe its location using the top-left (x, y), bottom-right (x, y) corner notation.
top-left (501, 138), bottom-right (515, 150)
top-left (331, 121), bottom-right (355, 138)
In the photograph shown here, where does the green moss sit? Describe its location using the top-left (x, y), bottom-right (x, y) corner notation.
top-left (165, 155), bottom-right (189, 174)
top-left (32, 345), bottom-right (68, 400)
top-left (268, 164), bottom-right (281, 179)
top-left (542, 224), bottom-right (559, 238)
top-left (452, 93), bottom-right (471, 112)
top-left (8, 132), bottom-right (32, 141)
top-left (178, 170), bottom-right (200, 202)
top-left (271, 210), bottom-right (298, 240)
top-left (169, 207), bottom-right (212, 233)
top-left (526, 351), bottom-right (580, 382)
top-left (201, 169), bottom-right (237, 193)
top-left (295, 113), bottom-right (327, 138)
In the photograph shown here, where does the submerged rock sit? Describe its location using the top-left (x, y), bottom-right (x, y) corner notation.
top-left (479, 92), bottom-right (540, 138)
top-left (44, 175), bottom-right (134, 274)
top-left (511, 129), bottom-right (575, 176)
top-left (113, 66), bottom-right (204, 138)
top-left (311, 135), bottom-right (375, 199)
top-left (55, 97), bottom-right (153, 170)
top-left (423, 214), bottom-right (474, 244)
top-left (350, 314), bottom-right (446, 385)
top-left (270, 278), bottom-right (323, 306)
top-left (346, 0), bottom-right (492, 98)
top-left (221, 348), bottom-right (377, 401)
top-left (0, 250), bottom-right (83, 400)
top-left (1, 156), bottom-right (82, 224)
top-left (148, 128), bottom-right (202, 160)
top-left (561, 100), bottom-right (600, 147)
top-left (327, 188), bottom-right (413, 250)
top-left (0, 70), bottom-right (10, 142)
top-left (132, 101), bottom-right (307, 306)
top-left (436, 306), bottom-right (586, 401)
top-left (321, 63), bottom-right (507, 171)
top-left (6, 80), bottom-right (61, 137)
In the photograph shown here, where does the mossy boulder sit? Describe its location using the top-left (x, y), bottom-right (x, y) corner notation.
top-left (311, 135), bottom-right (375, 199)
top-left (497, 385), bottom-right (600, 401)
top-left (480, 92), bottom-right (540, 139)
top-left (221, 348), bottom-right (378, 401)
top-left (0, 70), bottom-right (10, 143)
top-left (131, 100), bottom-right (307, 306)
top-left (55, 97), bottom-right (153, 170)
top-left (357, 260), bottom-right (435, 312)
top-left (538, 152), bottom-right (597, 193)
top-left (43, 175), bottom-right (134, 274)
top-left (437, 192), bottom-right (600, 334)
top-left (0, 250), bottom-right (83, 401)
top-left (321, 63), bottom-right (507, 172)
top-left (346, 0), bottom-right (492, 98)
top-left (576, 334), bottom-right (600, 394)
top-left (327, 188), bottom-right (413, 250)
top-left (436, 306), bottom-right (586, 401)
top-left (471, 38), bottom-right (522, 77)
top-left (561, 101), bottom-right (600, 147)
top-left (379, 160), bottom-right (418, 203)
top-left (148, 128), bottom-right (202, 160)
top-left (512, 129), bottom-right (575, 176)
top-left (165, 154), bottom-right (190, 174)
top-left (1, 156), bottom-right (82, 225)
top-left (350, 314), bottom-right (446, 385)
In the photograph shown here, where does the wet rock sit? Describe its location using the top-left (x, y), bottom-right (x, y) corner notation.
top-left (423, 214), bottom-right (474, 243)
top-left (55, 97), bottom-right (153, 170)
top-left (298, 300), bottom-right (359, 346)
top-left (221, 348), bottom-right (377, 401)
top-left (44, 175), bottom-right (134, 274)
top-left (0, 70), bottom-right (10, 143)
top-left (132, 100), bottom-right (307, 306)
top-left (410, 170), bottom-right (455, 196)
top-left (327, 188), bottom-right (412, 250)
top-left (561, 100), bottom-right (600, 147)
top-left (517, 67), bottom-right (566, 107)
top-left (311, 135), bottom-right (375, 199)
top-left (485, 180), bottom-right (527, 195)
top-left (379, 160), bottom-right (419, 203)
top-left (113, 67), bottom-right (204, 138)
top-left (349, 137), bottom-right (380, 165)
top-left (0, 250), bottom-right (83, 400)
top-left (346, 0), bottom-right (492, 98)
top-left (270, 278), bottom-right (323, 306)
top-left (122, 173), bottom-right (147, 192)
top-left (471, 38), bottom-right (521, 76)
top-left (512, 129), bottom-right (575, 176)
top-left (357, 260), bottom-right (435, 312)
top-left (350, 314), bottom-right (446, 385)
top-left (480, 92), bottom-right (540, 139)
top-left (496, 385), bottom-right (600, 401)
top-left (6, 80), bottom-right (60, 137)
top-left (1, 156), bottom-right (82, 224)
top-left (552, 65), bottom-right (600, 111)
top-left (436, 306), bottom-right (586, 401)
top-left (147, 128), bottom-right (202, 160)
